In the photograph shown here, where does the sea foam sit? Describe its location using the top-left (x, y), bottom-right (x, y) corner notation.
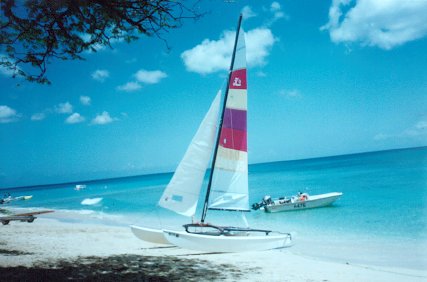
top-left (81, 197), bottom-right (103, 206)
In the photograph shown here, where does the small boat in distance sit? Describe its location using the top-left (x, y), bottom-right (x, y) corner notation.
top-left (74, 184), bottom-right (86, 191)
top-left (252, 192), bottom-right (343, 213)
top-left (14, 195), bottom-right (33, 201)
top-left (0, 194), bottom-right (33, 205)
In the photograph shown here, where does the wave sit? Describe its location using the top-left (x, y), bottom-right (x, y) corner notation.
top-left (81, 197), bottom-right (103, 206)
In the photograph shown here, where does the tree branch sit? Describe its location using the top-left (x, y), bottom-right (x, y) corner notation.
top-left (0, 0), bottom-right (204, 84)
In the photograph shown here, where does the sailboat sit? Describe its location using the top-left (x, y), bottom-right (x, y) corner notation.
top-left (131, 15), bottom-right (293, 252)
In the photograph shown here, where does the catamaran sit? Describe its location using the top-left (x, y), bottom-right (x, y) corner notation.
top-left (131, 15), bottom-right (293, 252)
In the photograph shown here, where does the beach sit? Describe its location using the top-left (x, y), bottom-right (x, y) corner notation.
top-left (1, 216), bottom-right (426, 282)
top-left (1, 148), bottom-right (426, 281)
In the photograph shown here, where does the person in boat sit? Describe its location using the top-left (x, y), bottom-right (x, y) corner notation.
top-left (298, 192), bottom-right (308, 201)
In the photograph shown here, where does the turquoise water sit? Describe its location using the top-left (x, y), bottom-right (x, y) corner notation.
top-left (2, 147), bottom-right (427, 268)
top-left (250, 147), bottom-right (427, 240)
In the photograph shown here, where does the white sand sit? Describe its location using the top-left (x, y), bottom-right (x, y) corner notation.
top-left (1, 217), bottom-right (426, 282)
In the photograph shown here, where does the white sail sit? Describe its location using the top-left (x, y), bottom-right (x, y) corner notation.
top-left (208, 25), bottom-right (249, 212)
top-left (158, 91), bottom-right (221, 216)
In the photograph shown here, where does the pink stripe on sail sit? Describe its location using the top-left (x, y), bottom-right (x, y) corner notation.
top-left (229, 69), bottom-right (247, 90)
top-left (219, 127), bottom-right (247, 152)
top-left (222, 108), bottom-right (246, 131)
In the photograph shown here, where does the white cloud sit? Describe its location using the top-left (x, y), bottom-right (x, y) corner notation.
top-left (181, 31), bottom-right (234, 74)
top-left (403, 118), bottom-right (427, 137)
top-left (117, 69), bottom-right (165, 93)
top-left (256, 71), bottom-right (267, 77)
top-left (415, 120), bottom-right (427, 130)
top-left (242, 6), bottom-right (256, 19)
top-left (271, 1), bottom-right (281, 11)
top-left (66, 113), bottom-right (85, 124)
top-left (81, 31), bottom-right (126, 54)
top-left (91, 111), bottom-right (115, 125)
top-left (246, 28), bottom-right (276, 66)
top-left (270, 1), bottom-right (286, 20)
top-left (0, 105), bottom-right (21, 123)
top-left (321, 0), bottom-right (427, 50)
top-left (374, 118), bottom-right (427, 141)
top-left (279, 89), bottom-right (301, 99)
top-left (0, 65), bottom-right (14, 77)
top-left (116, 81), bottom-right (142, 92)
top-left (0, 65), bottom-right (18, 77)
top-left (135, 69), bottom-right (167, 84)
top-left (80, 96), bottom-right (91, 106)
top-left (373, 133), bottom-right (388, 141)
top-left (181, 28), bottom-right (276, 74)
top-left (125, 58), bottom-right (137, 64)
top-left (0, 54), bottom-right (22, 77)
top-left (55, 102), bottom-right (73, 114)
top-left (81, 34), bottom-right (106, 53)
top-left (31, 112), bottom-right (46, 121)
top-left (91, 69), bottom-right (109, 82)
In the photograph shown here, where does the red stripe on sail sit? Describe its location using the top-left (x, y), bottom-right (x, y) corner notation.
top-left (229, 69), bottom-right (247, 90)
top-left (223, 108), bottom-right (246, 131)
top-left (219, 127), bottom-right (247, 152)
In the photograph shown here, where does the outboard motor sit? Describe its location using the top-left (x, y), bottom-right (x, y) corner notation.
top-left (251, 202), bottom-right (262, 210)
top-left (251, 195), bottom-right (272, 210)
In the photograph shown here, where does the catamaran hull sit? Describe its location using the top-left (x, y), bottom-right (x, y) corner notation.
top-left (264, 192), bottom-right (342, 213)
top-left (130, 225), bottom-right (171, 245)
top-left (162, 229), bottom-right (292, 252)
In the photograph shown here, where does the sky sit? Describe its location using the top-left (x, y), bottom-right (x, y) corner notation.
top-left (1, 0), bottom-right (426, 188)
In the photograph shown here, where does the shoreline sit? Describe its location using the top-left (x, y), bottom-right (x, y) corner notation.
top-left (1, 217), bottom-right (426, 281)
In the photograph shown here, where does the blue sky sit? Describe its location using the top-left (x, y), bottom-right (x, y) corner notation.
top-left (1, 0), bottom-right (426, 188)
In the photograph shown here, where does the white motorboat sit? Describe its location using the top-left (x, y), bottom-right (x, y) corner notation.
top-left (74, 184), bottom-right (86, 191)
top-left (0, 194), bottom-right (33, 205)
top-left (252, 192), bottom-right (343, 213)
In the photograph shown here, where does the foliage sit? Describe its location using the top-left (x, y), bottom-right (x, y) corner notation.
top-left (0, 0), bottom-right (202, 84)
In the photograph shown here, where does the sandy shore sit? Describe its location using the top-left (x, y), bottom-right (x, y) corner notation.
top-left (1, 217), bottom-right (426, 281)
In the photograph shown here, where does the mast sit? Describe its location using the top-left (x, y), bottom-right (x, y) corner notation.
top-left (201, 14), bottom-right (243, 223)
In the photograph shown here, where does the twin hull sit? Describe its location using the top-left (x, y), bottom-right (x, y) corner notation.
top-left (130, 225), bottom-right (171, 245)
top-left (163, 230), bottom-right (292, 252)
top-left (130, 225), bottom-right (292, 252)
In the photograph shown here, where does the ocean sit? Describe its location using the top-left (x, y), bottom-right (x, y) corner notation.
top-left (2, 147), bottom-right (426, 270)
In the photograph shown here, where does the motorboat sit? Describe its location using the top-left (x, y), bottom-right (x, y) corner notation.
top-left (74, 184), bottom-right (86, 191)
top-left (252, 192), bottom-right (343, 213)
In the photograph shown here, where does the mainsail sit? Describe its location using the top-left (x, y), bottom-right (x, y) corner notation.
top-left (158, 91), bottom-right (221, 216)
top-left (208, 23), bottom-right (249, 212)
top-left (160, 15), bottom-right (249, 219)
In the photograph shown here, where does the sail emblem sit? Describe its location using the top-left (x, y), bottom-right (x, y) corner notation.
top-left (232, 77), bottom-right (242, 87)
